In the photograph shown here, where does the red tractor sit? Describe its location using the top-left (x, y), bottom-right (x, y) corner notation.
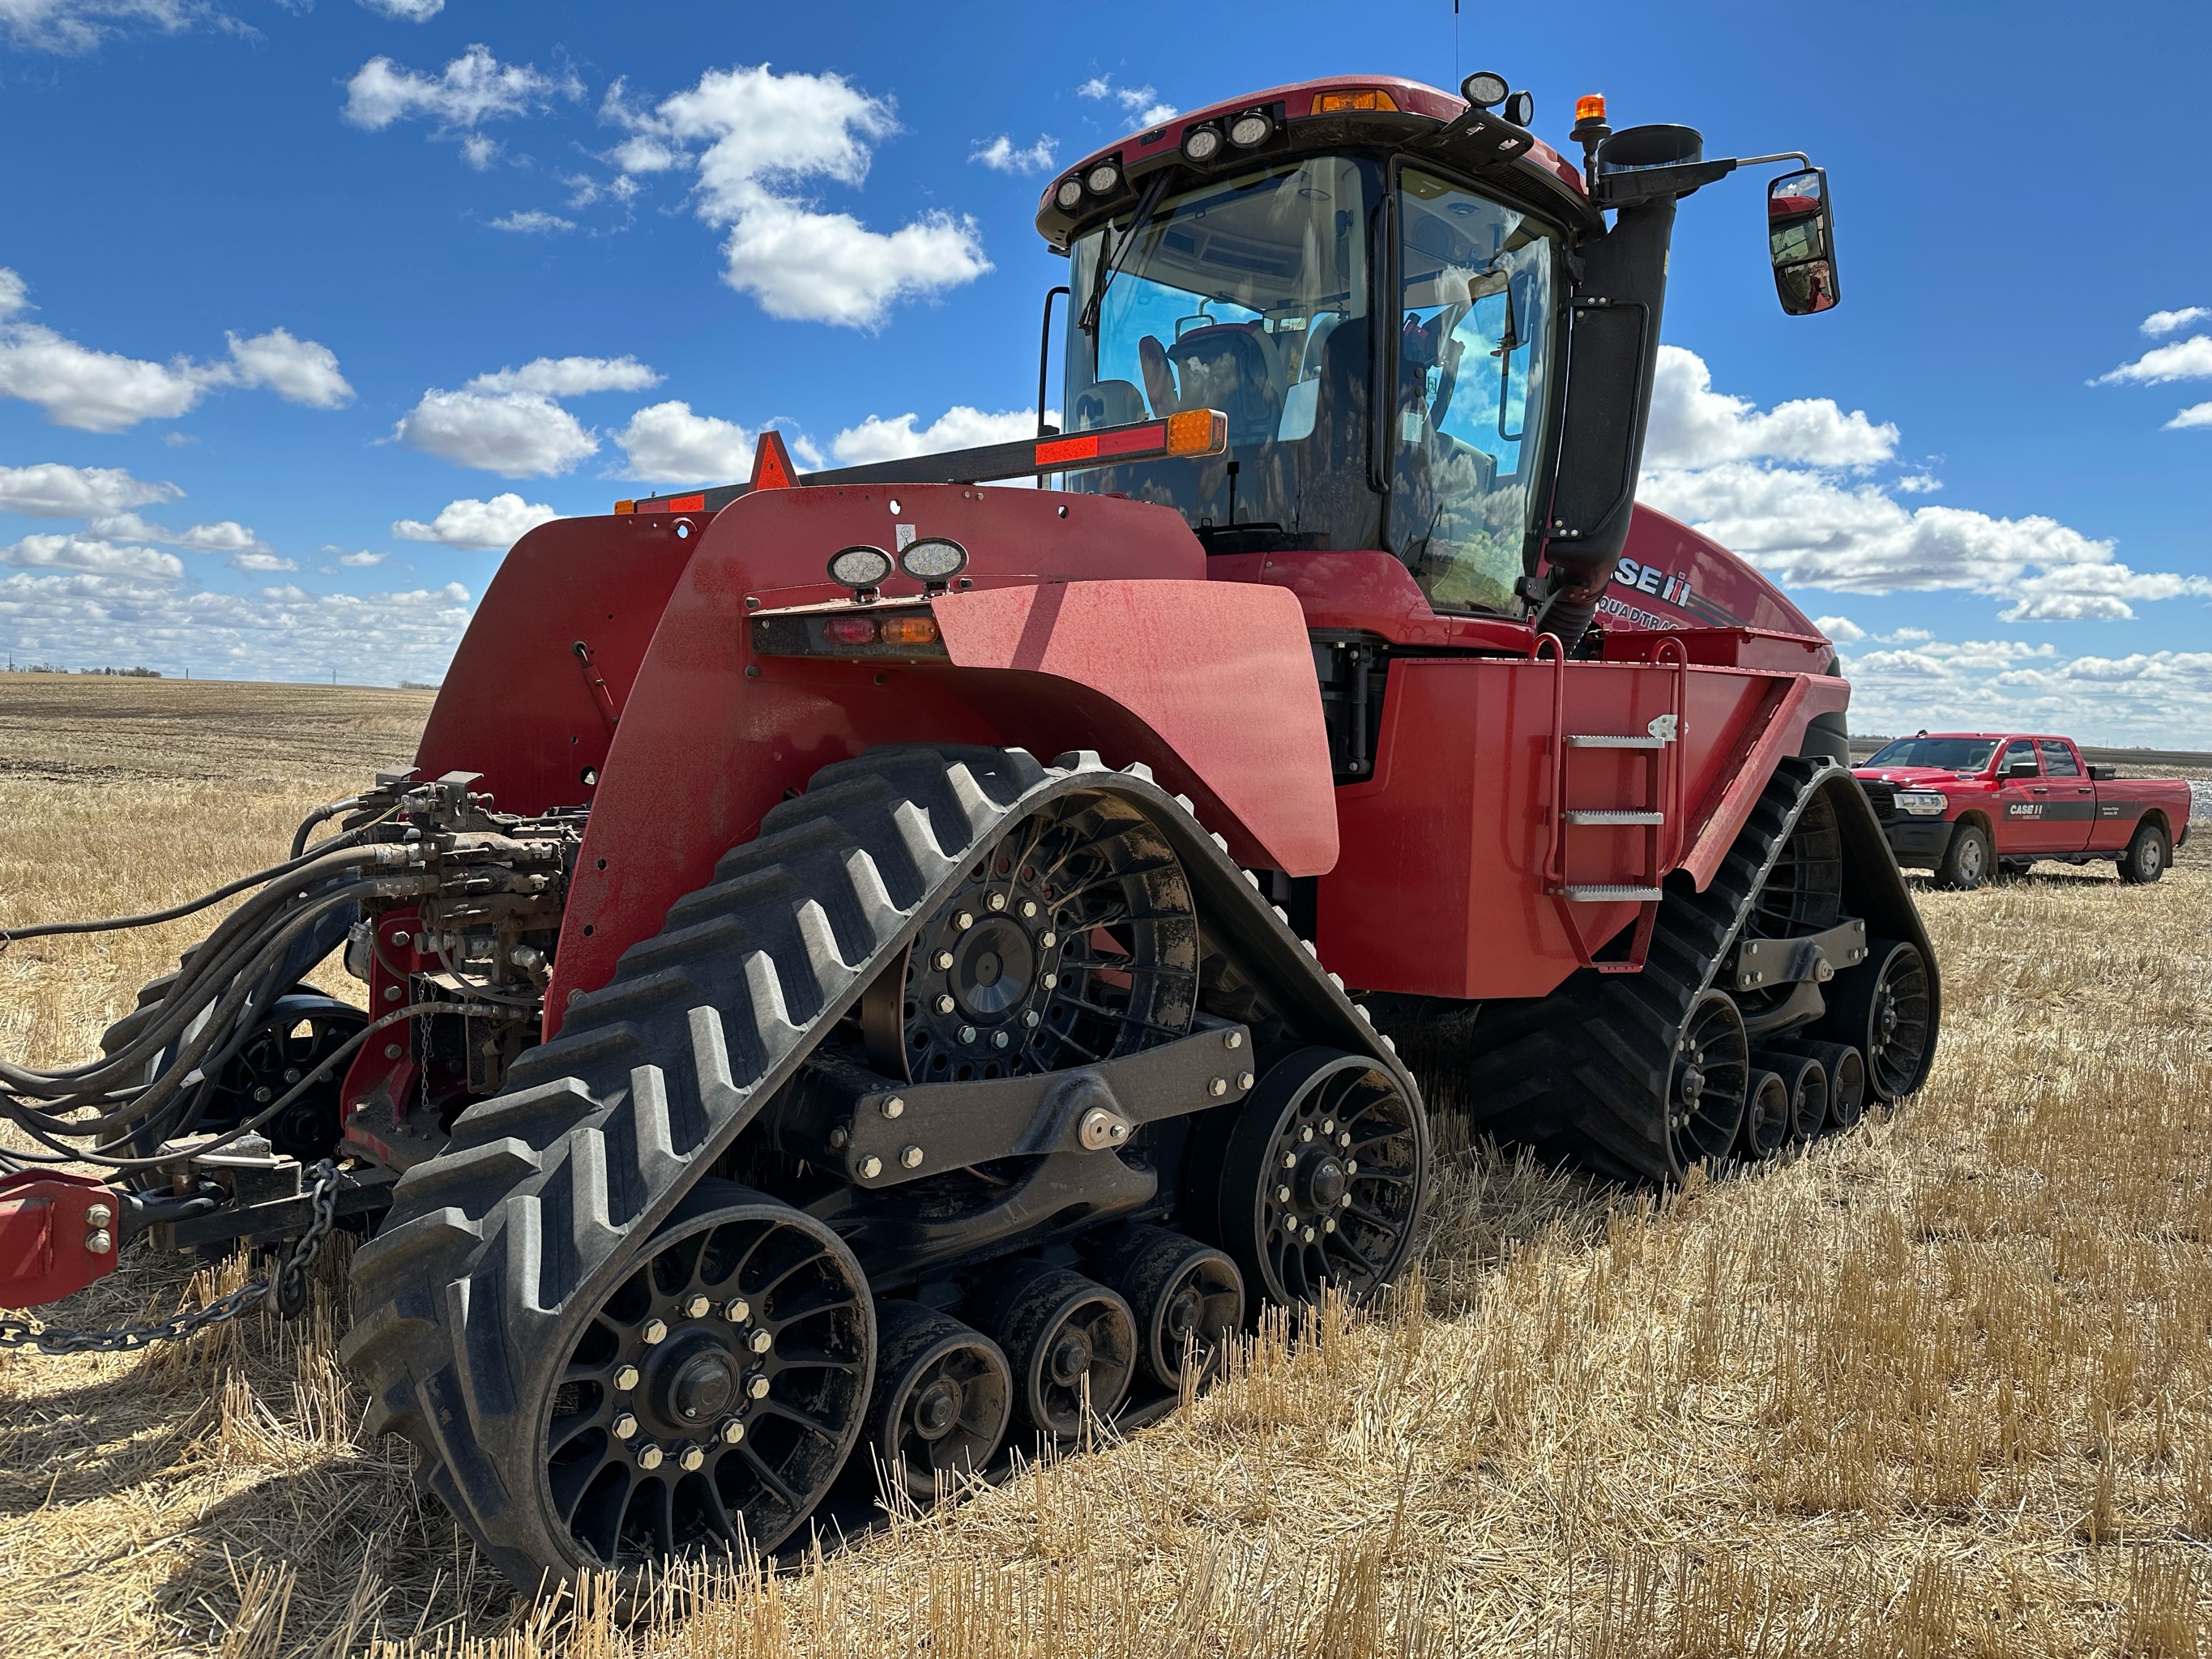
top-left (0, 72), bottom-right (1935, 1589)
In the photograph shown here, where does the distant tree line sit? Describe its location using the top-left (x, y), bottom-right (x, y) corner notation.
top-left (2, 663), bottom-right (163, 676)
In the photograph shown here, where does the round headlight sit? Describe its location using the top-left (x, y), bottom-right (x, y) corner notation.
top-left (1227, 112), bottom-right (1271, 148)
top-left (899, 536), bottom-right (969, 582)
top-left (1181, 125), bottom-right (1223, 163)
top-left (1461, 70), bottom-right (1509, 109)
top-left (1085, 161), bottom-right (1121, 195)
top-left (1054, 177), bottom-right (1083, 211)
top-left (827, 544), bottom-right (893, 589)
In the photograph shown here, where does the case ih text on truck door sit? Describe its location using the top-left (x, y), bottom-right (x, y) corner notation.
top-left (1854, 733), bottom-right (2191, 889)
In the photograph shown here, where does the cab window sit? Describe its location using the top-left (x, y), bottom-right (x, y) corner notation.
top-left (2038, 740), bottom-right (2081, 778)
top-left (2001, 740), bottom-right (2039, 777)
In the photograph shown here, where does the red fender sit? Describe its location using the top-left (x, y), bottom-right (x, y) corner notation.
top-left (544, 484), bottom-right (1336, 1027)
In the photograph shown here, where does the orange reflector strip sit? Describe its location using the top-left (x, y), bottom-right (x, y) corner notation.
top-left (879, 615), bottom-right (941, 646)
top-left (661, 494), bottom-right (706, 513)
top-left (1165, 407), bottom-right (1227, 456)
top-left (613, 499), bottom-right (636, 514)
top-left (1312, 89), bottom-right (1398, 113)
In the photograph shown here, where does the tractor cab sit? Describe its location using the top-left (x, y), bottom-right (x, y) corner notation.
top-left (1037, 74), bottom-right (1839, 632)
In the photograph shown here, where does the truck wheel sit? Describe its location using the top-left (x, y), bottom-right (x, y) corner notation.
top-left (2118, 821), bottom-right (2169, 884)
top-left (1935, 822), bottom-right (1990, 890)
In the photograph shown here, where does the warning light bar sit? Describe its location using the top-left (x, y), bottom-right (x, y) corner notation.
top-left (621, 410), bottom-right (1230, 515)
top-left (1311, 89), bottom-right (1399, 113)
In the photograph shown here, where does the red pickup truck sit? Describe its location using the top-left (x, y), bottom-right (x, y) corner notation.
top-left (1855, 732), bottom-right (2192, 889)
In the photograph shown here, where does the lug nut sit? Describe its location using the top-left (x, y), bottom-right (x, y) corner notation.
top-left (254, 1085), bottom-right (272, 1102)
top-left (1345, 1160), bottom-right (1358, 1175)
top-left (1319, 1119), bottom-right (1334, 1135)
top-left (612, 1411), bottom-right (638, 1439)
top-left (749, 1328), bottom-right (774, 1354)
top-left (900, 1144), bottom-right (925, 1168)
top-left (1023, 1010), bottom-right (1040, 1028)
top-left (1041, 972), bottom-right (1057, 989)
top-left (881, 1095), bottom-right (906, 1120)
top-left (859, 1154), bottom-right (883, 1179)
top-left (682, 1293), bottom-right (711, 1319)
top-left (746, 1372), bottom-right (771, 1401)
top-left (958, 1025), bottom-right (977, 1043)
top-left (992, 1030), bottom-right (1010, 1050)
top-left (1280, 1152), bottom-right (1296, 1171)
top-left (954, 911), bottom-right (975, 931)
top-left (1208, 1076), bottom-right (1228, 1097)
top-left (1338, 1131), bottom-right (1353, 1148)
top-left (1020, 899), bottom-right (1038, 918)
top-left (933, 951), bottom-right (954, 971)
top-left (1040, 932), bottom-right (1057, 949)
top-left (677, 1443), bottom-right (706, 1472)
top-left (614, 1364), bottom-right (641, 1391)
top-left (642, 1318), bottom-right (668, 1345)
top-left (1323, 1218), bottom-right (1337, 1234)
top-left (84, 1229), bottom-right (112, 1255)
top-left (636, 1444), bottom-right (664, 1471)
top-left (718, 1418), bottom-right (746, 1445)
top-left (1301, 1226), bottom-right (1317, 1244)
top-left (84, 1203), bottom-right (112, 1228)
top-left (1340, 1192), bottom-right (1353, 1209)
top-left (1275, 1184), bottom-right (1292, 1205)
top-left (935, 992), bottom-right (956, 1014)
top-left (1299, 1125), bottom-right (1314, 1142)
top-left (1224, 1030), bottom-right (1243, 1050)
top-left (986, 892), bottom-right (1006, 911)
top-left (722, 1297), bottom-right (751, 1324)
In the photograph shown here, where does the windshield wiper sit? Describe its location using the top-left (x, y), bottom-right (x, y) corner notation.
top-left (1078, 170), bottom-right (1176, 339)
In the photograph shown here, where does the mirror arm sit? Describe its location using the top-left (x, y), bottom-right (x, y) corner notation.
top-left (1036, 285), bottom-right (1070, 441)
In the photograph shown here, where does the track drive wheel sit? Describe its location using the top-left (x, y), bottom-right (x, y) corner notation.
top-left (1212, 1047), bottom-right (1424, 1310)
top-left (1813, 938), bottom-right (1933, 1102)
top-left (540, 1180), bottom-right (873, 1571)
top-left (865, 1303), bottom-right (1010, 1504)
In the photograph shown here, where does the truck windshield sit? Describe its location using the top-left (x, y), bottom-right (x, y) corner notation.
top-left (1063, 156), bottom-right (1382, 552)
top-left (1864, 737), bottom-right (2002, 771)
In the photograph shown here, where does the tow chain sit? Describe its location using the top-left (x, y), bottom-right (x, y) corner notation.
top-left (0, 1160), bottom-right (342, 1355)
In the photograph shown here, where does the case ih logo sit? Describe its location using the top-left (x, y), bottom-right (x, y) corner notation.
top-left (1612, 557), bottom-right (1693, 607)
top-left (2009, 802), bottom-right (2044, 818)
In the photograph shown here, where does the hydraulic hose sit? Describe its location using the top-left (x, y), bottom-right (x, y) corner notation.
top-left (292, 795), bottom-right (362, 860)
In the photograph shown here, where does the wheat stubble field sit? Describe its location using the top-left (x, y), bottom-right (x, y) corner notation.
top-left (2, 676), bottom-right (2210, 1657)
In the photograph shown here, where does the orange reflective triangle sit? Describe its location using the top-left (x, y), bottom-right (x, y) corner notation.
top-left (749, 429), bottom-right (797, 492)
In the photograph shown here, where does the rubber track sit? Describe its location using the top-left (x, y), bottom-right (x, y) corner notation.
top-left (1455, 756), bottom-right (1854, 1184)
top-left (339, 744), bottom-right (1412, 1587)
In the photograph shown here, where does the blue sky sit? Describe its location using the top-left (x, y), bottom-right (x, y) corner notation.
top-left (1, 0), bottom-right (2206, 743)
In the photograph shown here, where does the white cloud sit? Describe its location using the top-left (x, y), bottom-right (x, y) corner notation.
top-left (613, 400), bottom-right (754, 481)
top-left (0, 0), bottom-right (209, 54)
top-left (971, 134), bottom-right (1055, 175)
top-left (1638, 346), bottom-right (2212, 623)
top-left (2142, 307), bottom-right (2209, 337)
top-left (1843, 633), bottom-right (2212, 750)
top-left (392, 357), bottom-right (658, 476)
top-left (831, 405), bottom-right (1049, 466)
top-left (1893, 473), bottom-right (1942, 494)
top-left (0, 270), bottom-right (352, 431)
top-left (344, 45), bottom-right (581, 134)
top-left (605, 64), bottom-right (991, 327)
top-left (2095, 335), bottom-right (2212, 386)
top-left (1814, 614), bottom-right (1866, 642)
top-left (489, 209), bottom-right (576, 233)
top-left (223, 327), bottom-right (354, 409)
top-left (338, 549), bottom-right (387, 566)
top-left (0, 569), bottom-right (472, 684)
top-left (459, 133), bottom-right (499, 171)
top-left (359, 0), bottom-right (441, 18)
top-left (2, 531), bottom-right (183, 580)
top-left (2166, 402), bottom-right (2212, 431)
top-left (391, 493), bottom-right (557, 551)
top-left (227, 550), bottom-right (297, 572)
top-left (1643, 345), bottom-right (1895, 469)
top-left (467, 355), bottom-right (659, 397)
top-left (1077, 76), bottom-right (1176, 127)
top-left (177, 519), bottom-right (265, 554)
top-left (0, 462), bottom-right (178, 519)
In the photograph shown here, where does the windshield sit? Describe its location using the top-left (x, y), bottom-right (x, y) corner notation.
top-left (1390, 168), bottom-right (1559, 612)
top-left (1063, 156), bottom-right (1381, 551)
top-left (1864, 737), bottom-right (2001, 771)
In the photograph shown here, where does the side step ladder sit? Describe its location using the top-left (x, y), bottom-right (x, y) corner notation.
top-left (1537, 636), bottom-right (1689, 974)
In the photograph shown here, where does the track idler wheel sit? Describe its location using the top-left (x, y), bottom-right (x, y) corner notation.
top-left (1097, 1225), bottom-right (1244, 1391)
top-left (1813, 939), bottom-right (1933, 1102)
top-left (1774, 1038), bottom-right (1867, 1129)
top-left (985, 1266), bottom-right (1137, 1441)
top-left (1737, 1068), bottom-right (1791, 1162)
top-left (865, 1303), bottom-right (1011, 1503)
top-left (541, 1179), bottom-right (873, 1569)
top-left (1757, 1050), bottom-right (1830, 1142)
top-left (1667, 992), bottom-right (1749, 1171)
top-left (1214, 1047), bottom-right (1424, 1309)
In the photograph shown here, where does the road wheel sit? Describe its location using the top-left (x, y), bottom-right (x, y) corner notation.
top-left (1935, 821), bottom-right (1991, 890)
top-left (2119, 821), bottom-right (2169, 884)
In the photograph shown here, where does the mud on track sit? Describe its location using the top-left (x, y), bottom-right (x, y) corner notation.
top-left (4, 677), bottom-right (2210, 1656)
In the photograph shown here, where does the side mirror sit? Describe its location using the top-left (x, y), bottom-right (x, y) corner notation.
top-left (2003, 757), bottom-right (2039, 779)
top-left (1768, 168), bottom-right (1838, 315)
